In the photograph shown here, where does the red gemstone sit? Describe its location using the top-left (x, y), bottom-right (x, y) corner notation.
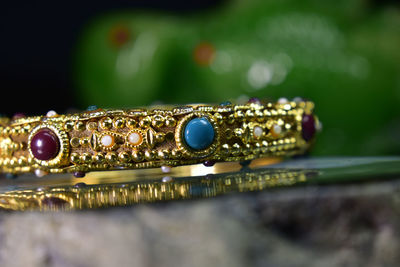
top-left (30, 129), bottom-right (60, 160)
top-left (203, 160), bottom-right (215, 167)
top-left (302, 114), bottom-right (316, 141)
top-left (247, 97), bottom-right (261, 105)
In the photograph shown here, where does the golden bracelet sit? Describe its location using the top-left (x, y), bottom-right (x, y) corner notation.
top-left (0, 98), bottom-right (319, 178)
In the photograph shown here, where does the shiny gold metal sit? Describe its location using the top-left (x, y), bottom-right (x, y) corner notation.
top-left (0, 100), bottom-right (318, 176)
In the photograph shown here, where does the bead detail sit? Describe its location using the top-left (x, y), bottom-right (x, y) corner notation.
top-left (271, 124), bottom-right (282, 137)
top-left (184, 117), bottom-right (215, 151)
top-left (100, 135), bottom-right (115, 148)
top-left (253, 126), bottom-right (263, 138)
top-left (30, 129), bottom-right (60, 161)
top-left (128, 132), bottom-right (142, 146)
top-left (302, 114), bottom-right (316, 141)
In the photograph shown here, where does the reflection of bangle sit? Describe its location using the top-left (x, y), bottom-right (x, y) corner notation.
top-left (0, 167), bottom-right (316, 211)
top-left (0, 98), bottom-right (319, 178)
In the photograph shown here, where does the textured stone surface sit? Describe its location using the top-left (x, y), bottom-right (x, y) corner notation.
top-left (0, 180), bottom-right (400, 267)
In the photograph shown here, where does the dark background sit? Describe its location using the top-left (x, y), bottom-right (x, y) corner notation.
top-left (0, 0), bottom-right (395, 117)
top-left (0, 0), bottom-right (225, 117)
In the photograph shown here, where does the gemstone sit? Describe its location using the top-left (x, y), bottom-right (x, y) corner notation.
top-left (184, 117), bottom-right (215, 150)
top-left (203, 160), bottom-right (215, 167)
top-left (219, 101), bottom-right (232, 106)
top-left (239, 160), bottom-right (252, 167)
top-left (128, 132), bottom-right (142, 146)
top-left (12, 113), bottom-right (25, 120)
top-left (271, 124), bottom-right (282, 137)
top-left (46, 110), bottom-right (57, 117)
top-left (302, 114), bottom-right (316, 141)
top-left (30, 129), bottom-right (60, 161)
top-left (101, 134), bottom-right (114, 148)
top-left (73, 171), bottom-right (86, 178)
top-left (86, 105), bottom-right (98, 111)
top-left (253, 126), bottom-right (263, 138)
top-left (247, 97), bottom-right (261, 105)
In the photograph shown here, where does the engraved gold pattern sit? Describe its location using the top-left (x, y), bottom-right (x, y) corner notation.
top-left (0, 100), bottom-right (318, 175)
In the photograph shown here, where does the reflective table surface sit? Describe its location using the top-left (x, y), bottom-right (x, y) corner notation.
top-left (1, 157), bottom-right (399, 211)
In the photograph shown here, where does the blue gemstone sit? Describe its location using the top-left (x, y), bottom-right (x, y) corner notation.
top-left (86, 105), bottom-right (98, 111)
top-left (219, 101), bottom-right (232, 106)
top-left (184, 117), bottom-right (215, 150)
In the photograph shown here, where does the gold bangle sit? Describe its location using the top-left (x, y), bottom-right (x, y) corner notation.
top-left (0, 98), bottom-right (319, 178)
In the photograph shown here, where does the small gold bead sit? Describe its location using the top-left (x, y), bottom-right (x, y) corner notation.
top-left (155, 132), bottom-right (165, 143)
top-left (171, 149), bottom-right (181, 159)
top-left (105, 152), bottom-right (118, 163)
top-left (261, 141), bottom-right (269, 153)
top-left (127, 119), bottom-right (138, 129)
top-left (70, 153), bottom-right (80, 164)
top-left (11, 126), bottom-right (20, 134)
top-left (70, 137), bottom-right (80, 148)
top-left (235, 110), bottom-right (245, 119)
top-left (243, 144), bottom-right (251, 155)
top-left (20, 126), bottom-right (29, 134)
top-left (100, 117), bottom-right (113, 130)
top-left (9, 158), bottom-right (17, 166)
top-left (114, 117), bottom-right (125, 129)
top-left (221, 144), bottom-right (230, 155)
top-left (144, 150), bottom-right (155, 160)
top-left (93, 153), bottom-right (105, 163)
top-left (80, 138), bottom-right (90, 146)
top-left (80, 153), bottom-right (92, 163)
top-left (140, 117), bottom-right (151, 128)
top-left (64, 121), bottom-right (74, 132)
top-left (253, 142), bottom-right (262, 154)
top-left (245, 110), bottom-right (255, 118)
top-left (132, 151), bottom-right (143, 162)
top-left (157, 150), bottom-right (169, 160)
top-left (255, 110), bottom-right (264, 122)
top-left (87, 121), bottom-right (98, 131)
top-left (227, 114), bottom-right (235, 124)
top-left (232, 143), bottom-right (241, 156)
top-left (75, 121), bottom-right (86, 131)
top-left (152, 115), bottom-right (164, 128)
top-left (4, 127), bottom-right (11, 135)
top-left (17, 157), bottom-right (27, 166)
top-left (118, 152), bottom-right (131, 162)
top-left (213, 113), bottom-right (224, 124)
top-left (11, 143), bottom-right (19, 151)
top-left (234, 128), bottom-right (243, 137)
top-left (165, 117), bottom-right (176, 127)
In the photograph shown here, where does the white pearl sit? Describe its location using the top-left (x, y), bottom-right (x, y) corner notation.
top-left (293, 97), bottom-right (303, 103)
top-left (101, 135), bottom-right (114, 148)
top-left (35, 169), bottom-right (48, 177)
top-left (128, 132), bottom-right (141, 145)
top-left (253, 126), bottom-right (263, 138)
top-left (277, 97), bottom-right (288, 104)
top-left (161, 165), bottom-right (171, 173)
top-left (273, 124), bottom-right (282, 135)
top-left (46, 110), bottom-right (57, 117)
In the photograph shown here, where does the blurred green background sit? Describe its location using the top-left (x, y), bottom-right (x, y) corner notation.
top-left (73, 0), bottom-right (400, 156)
